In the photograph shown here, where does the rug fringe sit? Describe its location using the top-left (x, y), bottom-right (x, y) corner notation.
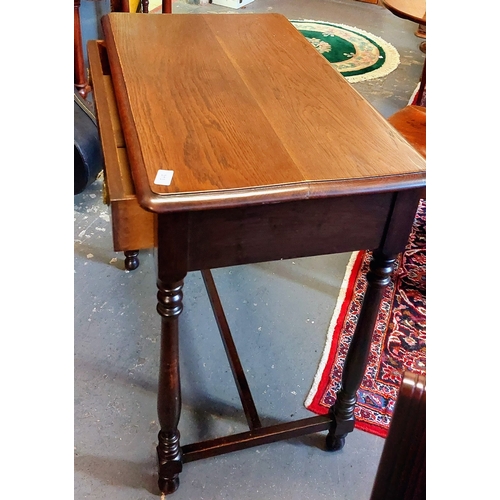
top-left (304, 251), bottom-right (359, 408)
top-left (409, 82), bottom-right (420, 105)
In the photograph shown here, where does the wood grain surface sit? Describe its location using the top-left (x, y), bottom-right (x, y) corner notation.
top-left (102, 13), bottom-right (425, 212)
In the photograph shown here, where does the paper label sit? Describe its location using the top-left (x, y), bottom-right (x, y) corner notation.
top-left (154, 170), bottom-right (174, 186)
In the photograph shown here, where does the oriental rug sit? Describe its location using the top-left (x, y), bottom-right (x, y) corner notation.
top-left (305, 200), bottom-right (426, 438)
top-left (291, 20), bottom-right (400, 83)
top-left (410, 81), bottom-right (426, 107)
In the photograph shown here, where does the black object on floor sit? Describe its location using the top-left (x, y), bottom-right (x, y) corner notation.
top-left (74, 92), bottom-right (103, 195)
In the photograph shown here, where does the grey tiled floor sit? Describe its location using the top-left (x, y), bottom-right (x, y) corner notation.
top-left (74, 1), bottom-right (425, 498)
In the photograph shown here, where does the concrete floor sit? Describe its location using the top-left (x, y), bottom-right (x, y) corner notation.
top-left (74, 1), bottom-right (425, 498)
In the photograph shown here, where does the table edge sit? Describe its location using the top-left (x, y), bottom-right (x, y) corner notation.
top-left (136, 173), bottom-right (426, 213)
top-left (380, 0), bottom-right (426, 25)
top-left (100, 15), bottom-right (426, 215)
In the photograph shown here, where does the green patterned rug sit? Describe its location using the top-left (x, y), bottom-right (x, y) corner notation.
top-left (291, 20), bottom-right (400, 83)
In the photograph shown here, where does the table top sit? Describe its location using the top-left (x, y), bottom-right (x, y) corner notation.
top-left (102, 13), bottom-right (425, 213)
top-left (381, 0), bottom-right (426, 25)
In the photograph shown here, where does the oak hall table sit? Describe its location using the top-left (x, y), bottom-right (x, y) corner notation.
top-left (88, 12), bottom-right (425, 495)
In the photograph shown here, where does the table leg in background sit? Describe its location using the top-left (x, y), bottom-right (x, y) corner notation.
top-left (326, 250), bottom-right (396, 450)
top-left (326, 189), bottom-right (421, 450)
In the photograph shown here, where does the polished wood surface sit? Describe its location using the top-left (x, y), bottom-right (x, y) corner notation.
top-left (102, 13), bottom-right (424, 212)
top-left (388, 105), bottom-right (426, 158)
top-left (87, 41), bottom-right (156, 255)
top-left (381, 0), bottom-right (426, 25)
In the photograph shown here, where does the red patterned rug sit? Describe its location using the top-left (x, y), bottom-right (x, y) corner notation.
top-left (305, 200), bottom-right (426, 438)
top-left (409, 81), bottom-right (426, 106)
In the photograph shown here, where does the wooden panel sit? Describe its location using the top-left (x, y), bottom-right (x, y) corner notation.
top-left (111, 196), bottom-right (156, 251)
top-left (103, 14), bottom-right (302, 192)
top-left (101, 13), bottom-right (426, 212)
top-left (87, 40), bottom-right (156, 252)
top-left (185, 193), bottom-right (393, 271)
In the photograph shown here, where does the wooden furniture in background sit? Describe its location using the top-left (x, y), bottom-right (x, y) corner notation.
top-left (381, 0), bottom-right (425, 25)
top-left (381, 0), bottom-right (426, 102)
top-left (388, 104), bottom-right (426, 199)
top-left (74, 0), bottom-right (91, 97)
top-left (382, 0), bottom-right (426, 100)
top-left (388, 105), bottom-right (426, 159)
top-left (88, 12), bottom-right (425, 495)
top-left (370, 371), bottom-right (426, 500)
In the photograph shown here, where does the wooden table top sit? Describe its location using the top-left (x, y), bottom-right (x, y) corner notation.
top-left (381, 0), bottom-right (426, 25)
top-left (102, 13), bottom-right (425, 213)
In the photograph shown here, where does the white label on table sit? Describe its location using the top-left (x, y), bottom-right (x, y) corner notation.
top-left (154, 170), bottom-right (174, 186)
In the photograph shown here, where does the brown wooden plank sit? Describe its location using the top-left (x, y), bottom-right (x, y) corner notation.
top-left (207, 15), bottom-right (424, 183)
top-left (201, 269), bottom-right (262, 431)
top-left (102, 14), bottom-right (302, 194)
top-left (88, 41), bottom-right (130, 201)
top-left (88, 40), bottom-right (156, 252)
top-left (185, 193), bottom-right (393, 271)
top-left (101, 13), bottom-right (425, 212)
top-left (111, 198), bottom-right (156, 251)
top-left (182, 415), bottom-right (332, 463)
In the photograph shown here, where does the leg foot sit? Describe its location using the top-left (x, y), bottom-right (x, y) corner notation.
top-left (325, 433), bottom-right (346, 452)
top-left (158, 476), bottom-right (179, 495)
top-left (325, 393), bottom-right (355, 452)
top-left (157, 423), bottom-right (182, 494)
top-left (124, 250), bottom-right (139, 270)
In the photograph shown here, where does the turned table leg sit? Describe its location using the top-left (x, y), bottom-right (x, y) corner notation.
top-left (154, 213), bottom-right (188, 494)
top-left (156, 279), bottom-right (184, 494)
top-left (326, 250), bottom-right (396, 451)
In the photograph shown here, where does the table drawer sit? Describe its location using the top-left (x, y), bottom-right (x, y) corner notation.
top-left (87, 40), bottom-right (156, 252)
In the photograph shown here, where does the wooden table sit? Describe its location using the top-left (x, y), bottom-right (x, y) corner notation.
top-left (88, 12), bottom-right (425, 495)
top-left (381, 0), bottom-right (425, 26)
top-left (382, 0), bottom-right (426, 103)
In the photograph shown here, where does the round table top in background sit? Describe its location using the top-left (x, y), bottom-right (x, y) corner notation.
top-left (381, 0), bottom-right (426, 25)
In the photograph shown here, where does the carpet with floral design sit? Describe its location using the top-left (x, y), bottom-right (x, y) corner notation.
top-left (305, 200), bottom-right (426, 438)
top-left (291, 20), bottom-right (400, 83)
